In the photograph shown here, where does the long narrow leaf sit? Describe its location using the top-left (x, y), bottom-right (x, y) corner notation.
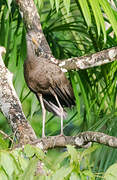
top-left (88, 0), bottom-right (106, 42)
top-left (63, 0), bottom-right (70, 14)
top-left (76, 72), bottom-right (91, 123)
top-left (55, 0), bottom-right (60, 12)
top-left (99, 0), bottom-right (117, 38)
top-left (78, 0), bottom-right (92, 27)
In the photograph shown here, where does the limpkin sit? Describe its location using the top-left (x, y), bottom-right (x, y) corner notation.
top-left (24, 31), bottom-right (75, 137)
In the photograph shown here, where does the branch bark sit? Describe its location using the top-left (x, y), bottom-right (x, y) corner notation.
top-left (0, 47), bottom-right (37, 145)
top-left (31, 131), bottom-right (117, 150)
top-left (59, 47), bottom-right (117, 70)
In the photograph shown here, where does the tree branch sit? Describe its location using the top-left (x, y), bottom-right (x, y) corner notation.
top-left (59, 47), bottom-right (117, 71)
top-left (31, 131), bottom-right (117, 150)
top-left (0, 47), bottom-right (37, 145)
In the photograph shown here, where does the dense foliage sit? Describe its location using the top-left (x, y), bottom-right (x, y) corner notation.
top-left (1, 0), bottom-right (117, 179)
top-left (0, 143), bottom-right (116, 179)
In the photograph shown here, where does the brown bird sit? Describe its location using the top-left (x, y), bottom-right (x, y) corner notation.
top-left (24, 32), bottom-right (75, 137)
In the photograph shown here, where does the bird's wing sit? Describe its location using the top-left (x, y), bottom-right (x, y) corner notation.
top-left (46, 62), bottom-right (75, 107)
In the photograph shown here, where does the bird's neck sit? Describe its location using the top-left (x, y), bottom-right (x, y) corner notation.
top-left (26, 39), bottom-right (35, 63)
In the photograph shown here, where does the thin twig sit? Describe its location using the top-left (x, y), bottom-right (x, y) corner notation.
top-left (0, 130), bottom-right (13, 143)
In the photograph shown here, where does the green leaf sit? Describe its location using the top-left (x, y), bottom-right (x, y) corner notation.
top-left (6, 0), bottom-right (12, 10)
top-left (30, 94), bottom-right (39, 118)
top-left (81, 145), bottom-right (99, 159)
top-left (88, 0), bottom-right (106, 41)
top-left (0, 151), bottom-right (15, 176)
top-left (83, 170), bottom-right (94, 178)
top-left (78, 0), bottom-right (92, 27)
top-left (24, 144), bottom-right (46, 160)
top-left (76, 73), bottom-right (91, 122)
top-left (67, 145), bottom-right (79, 165)
top-left (24, 144), bottom-right (35, 158)
top-left (37, 0), bottom-right (44, 9)
top-left (88, 0), bottom-right (100, 36)
top-left (51, 151), bottom-right (69, 170)
top-left (0, 167), bottom-right (8, 180)
top-left (34, 147), bottom-right (46, 160)
top-left (104, 163), bottom-right (117, 180)
top-left (20, 158), bottom-right (38, 180)
top-left (18, 156), bottom-right (29, 171)
top-left (99, 0), bottom-right (117, 39)
top-left (0, 136), bottom-right (8, 150)
top-left (70, 172), bottom-right (80, 180)
top-left (52, 166), bottom-right (73, 180)
top-left (55, 0), bottom-right (60, 12)
top-left (80, 173), bottom-right (87, 180)
top-left (38, 175), bottom-right (51, 180)
top-left (70, 72), bottom-right (81, 124)
top-left (50, 0), bottom-right (54, 9)
top-left (14, 57), bottom-right (25, 98)
top-left (97, 91), bottom-right (108, 116)
top-left (0, 8), bottom-right (6, 45)
top-left (63, 0), bottom-right (70, 14)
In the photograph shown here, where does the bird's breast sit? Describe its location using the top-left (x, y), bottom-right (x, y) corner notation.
top-left (24, 60), bottom-right (51, 93)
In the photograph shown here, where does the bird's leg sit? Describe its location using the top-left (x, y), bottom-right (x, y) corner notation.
top-left (53, 93), bottom-right (64, 135)
top-left (39, 94), bottom-right (46, 138)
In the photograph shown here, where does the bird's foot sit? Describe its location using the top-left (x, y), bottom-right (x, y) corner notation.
top-left (42, 133), bottom-right (46, 138)
top-left (59, 131), bottom-right (65, 137)
top-left (60, 128), bottom-right (64, 136)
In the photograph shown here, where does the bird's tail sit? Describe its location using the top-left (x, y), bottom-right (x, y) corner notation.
top-left (43, 98), bottom-right (67, 119)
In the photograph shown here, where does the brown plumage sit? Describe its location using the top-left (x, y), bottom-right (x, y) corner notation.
top-left (24, 33), bottom-right (75, 137)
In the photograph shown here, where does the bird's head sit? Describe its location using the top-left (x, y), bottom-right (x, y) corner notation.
top-left (26, 30), bottom-right (44, 56)
top-left (26, 31), bottom-right (39, 47)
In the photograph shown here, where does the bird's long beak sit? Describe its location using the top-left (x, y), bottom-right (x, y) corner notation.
top-left (32, 37), bottom-right (38, 47)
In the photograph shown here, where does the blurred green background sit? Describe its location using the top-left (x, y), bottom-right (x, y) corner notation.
top-left (1, 0), bottom-right (117, 179)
